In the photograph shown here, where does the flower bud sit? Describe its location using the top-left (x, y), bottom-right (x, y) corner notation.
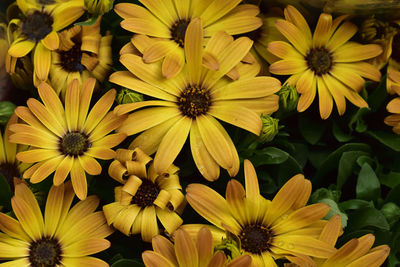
top-left (85, 0), bottom-right (114, 16)
top-left (116, 88), bottom-right (144, 105)
top-left (277, 83), bottom-right (299, 112)
top-left (259, 115), bottom-right (279, 143)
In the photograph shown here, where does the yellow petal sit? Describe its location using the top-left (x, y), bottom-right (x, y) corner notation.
top-left (8, 39), bottom-right (35, 58)
top-left (41, 31), bottom-right (59, 51)
top-left (34, 42), bottom-right (51, 82)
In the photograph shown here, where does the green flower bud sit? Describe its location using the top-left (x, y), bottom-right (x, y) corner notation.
top-left (116, 88), bottom-right (144, 104)
top-left (85, 0), bottom-right (114, 16)
top-left (277, 84), bottom-right (299, 112)
top-left (259, 115), bottom-right (279, 143)
top-left (214, 234), bottom-right (242, 261)
top-left (0, 101), bottom-right (15, 125)
top-left (381, 202), bottom-right (400, 226)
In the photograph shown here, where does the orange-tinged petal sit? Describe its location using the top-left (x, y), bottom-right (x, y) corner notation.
top-left (63, 238), bottom-right (110, 257)
top-left (313, 13), bottom-right (332, 47)
top-left (121, 18), bottom-right (170, 38)
top-left (275, 19), bottom-right (310, 55)
top-left (54, 156), bottom-right (74, 186)
top-left (154, 116), bottom-right (191, 174)
top-left (326, 21), bottom-right (358, 52)
top-left (34, 42), bottom-right (51, 82)
top-left (190, 120), bottom-right (220, 181)
top-left (185, 18), bottom-right (203, 85)
top-left (162, 49), bottom-right (185, 79)
top-left (44, 183), bottom-right (64, 237)
top-left (334, 43), bottom-right (382, 63)
top-left (319, 214), bottom-right (342, 247)
top-left (70, 160), bottom-right (88, 200)
top-left (78, 155), bottom-right (101, 176)
top-left (142, 41), bottom-right (178, 63)
top-left (284, 5), bottom-right (312, 41)
top-left (142, 251), bottom-right (175, 267)
top-left (30, 155), bottom-right (63, 183)
top-left (41, 31), bottom-right (59, 51)
top-left (269, 59), bottom-right (307, 75)
top-left (141, 206), bottom-right (159, 242)
top-left (244, 159), bottom-right (260, 201)
top-left (151, 235), bottom-right (178, 266)
top-left (267, 41), bottom-right (304, 60)
top-left (186, 183), bottom-right (241, 233)
top-left (317, 76), bottom-right (333, 119)
top-left (174, 228), bottom-right (198, 267)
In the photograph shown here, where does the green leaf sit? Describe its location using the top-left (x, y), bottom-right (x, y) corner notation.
top-left (318, 198), bottom-right (348, 228)
top-left (339, 199), bottom-right (374, 211)
top-left (368, 74), bottom-right (387, 111)
top-left (314, 143), bottom-right (371, 186)
top-left (74, 15), bottom-right (99, 26)
top-left (356, 163), bottom-right (381, 201)
top-left (0, 101), bottom-right (16, 125)
top-left (348, 207), bottom-right (390, 231)
top-left (366, 130), bottom-right (400, 152)
top-left (337, 151), bottom-right (370, 189)
top-left (332, 121), bottom-right (353, 142)
top-left (250, 147), bottom-right (289, 166)
top-left (380, 172), bottom-right (400, 188)
top-left (386, 184), bottom-right (400, 206)
top-left (111, 259), bottom-right (144, 267)
top-left (298, 115), bottom-right (327, 144)
top-left (0, 174), bottom-right (12, 208)
top-left (348, 107), bottom-right (370, 133)
top-left (310, 187), bottom-right (341, 203)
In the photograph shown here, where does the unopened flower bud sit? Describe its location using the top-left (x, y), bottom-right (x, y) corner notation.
top-left (85, 0), bottom-right (114, 16)
top-left (259, 115), bottom-right (279, 143)
top-left (116, 88), bottom-right (144, 104)
top-left (277, 84), bottom-right (299, 112)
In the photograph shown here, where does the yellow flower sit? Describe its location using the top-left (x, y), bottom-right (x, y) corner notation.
top-left (7, 0), bottom-right (85, 85)
top-left (384, 97), bottom-right (400, 134)
top-left (114, 0), bottom-right (262, 78)
top-left (284, 215), bottom-right (390, 267)
top-left (9, 78), bottom-right (127, 200)
top-left (360, 16), bottom-right (400, 95)
top-left (85, 0), bottom-right (114, 15)
top-left (110, 18), bottom-right (280, 181)
top-left (50, 17), bottom-right (112, 98)
top-left (268, 5), bottom-right (382, 119)
top-left (0, 114), bottom-right (30, 190)
top-left (103, 148), bottom-right (184, 242)
top-left (142, 227), bottom-right (252, 267)
top-left (186, 160), bottom-right (335, 267)
top-left (0, 181), bottom-right (113, 266)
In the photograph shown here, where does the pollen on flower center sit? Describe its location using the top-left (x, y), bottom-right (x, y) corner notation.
top-left (131, 179), bottom-right (160, 207)
top-left (58, 42), bottom-right (86, 72)
top-left (178, 85), bottom-right (211, 118)
top-left (22, 10), bottom-right (53, 42)
top-left (29, 237), bottom-right (62, 267)
top-left (239, 224), bottom-right (273, 254)
top-left (59, 131), bottom-right (90, 156)
top-left (170, 19), bottom-right (190, 47)
top-left (306, 47), bottom-right (333, 75)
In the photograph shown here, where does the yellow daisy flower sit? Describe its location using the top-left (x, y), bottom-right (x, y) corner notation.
top-left (0, 23), bottom-right (9, 90)
top-left (285, 215), bottom-right (390, 267)
top-left (0, 181), bottom-right (113, 266)
top-left (268, 5), bottom-right (382, 119)
top-left (9, 78), bottom-right (127, 200)
top-left (384, 97), bottom-right (400, 134)
top-left (114, 0), bottom-right (262, 78)
top-left (142, 227), bottom-right (252, 267)
top-left (359, 16), bottom-right (400, 95)
top-left (103, 148), bottom-right (184, 242)
top-left (186, 159), bottom-right (335, 267)
top-left (50, 17), bottom-right (112, 99)
top-left (110, 18), bottom-right (280, 181)
top-left (7, 0), bottom-right (85, 85)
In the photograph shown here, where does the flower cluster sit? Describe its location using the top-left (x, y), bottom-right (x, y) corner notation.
top-left (0, 0), bottom-right (397, 266)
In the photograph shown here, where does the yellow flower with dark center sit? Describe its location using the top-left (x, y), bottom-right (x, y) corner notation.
top-left (142, 227), bottom-right (252, 267)
top-left (114, 0), bottom-right (262, 78)
top-left (268, 5), bottom-right (383, 119)
top-left (0, 181), bottom-right (113, 266)
top-left (285, 215), bottom-right (390, 267)
top-left (50, 17), bottom-right (112, 98)
top-left (110, 18), bottom-right (280, 181)
top-left (385, 97), bottom-right (400, 134)
top-left (7, 0), bottom-right (85, 85)
top-left (186, 159), bottom-right (335, 266)
top-left (0, 114), bottom-right (30, 191)
top-left (360, 16), bottom-right (400, 95)
top-left (9, 78), bottom-right (127, 200)
top-left (103, 148), bottom-right (184, 242)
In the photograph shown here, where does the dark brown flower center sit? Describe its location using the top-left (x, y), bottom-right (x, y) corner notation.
top-left (170, 19), bottom-right (190, 47)
top-left (306, 47), bottom-right (333, 75)
top-left (22, 10), bottom-right (53, 42)
top-left (29, 237), bottom-right (62, 267)
top-left (131, 179), bottom-right (159, 207)
top-left (0, 162), bottom-right (20, 192)
top-left (392, 33), bottom-right (400, 63)
top-left (178, 85), bottom-right (211, 118)
top-left (58, 42), bottom-right (86, 72)
top-left (59, 131), bottom-right (90, 157)
top-left (239, 224), bottom-right (273, 254)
